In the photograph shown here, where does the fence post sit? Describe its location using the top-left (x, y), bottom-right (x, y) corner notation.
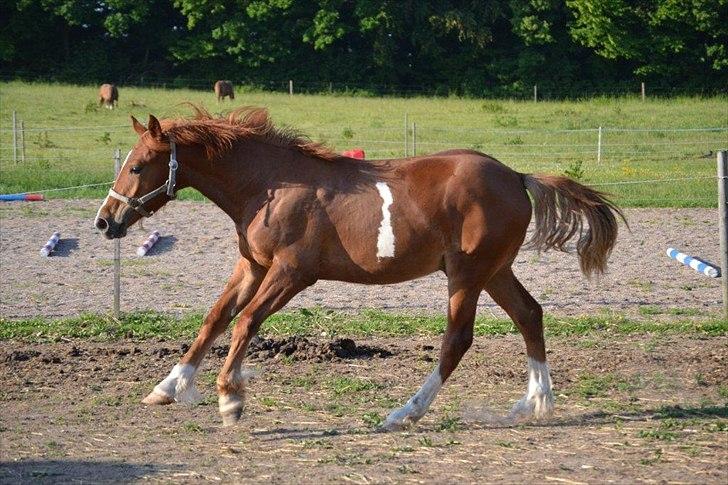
top-left (404, 113), bottom-right (408, 157)
top-left (641, 82), bottom-right (645, 101)
top-left (12, 110), bottom-right (17, 163)
top-left (597, 126), bottom-right (603, 164)
top-left (113, 148), bottom-right (121, 319)
top-left (533, 85), bottom-right (538, 102)
top-left (289, 80), bottom-right (293, 96)
top-left (412, 122), bottom-right (417, 156)
top-left (718, 150), bottom-right (728, 319)
top-left (19, 120), bottom-right (25, 162)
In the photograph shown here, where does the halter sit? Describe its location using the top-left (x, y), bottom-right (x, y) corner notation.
top-left (108, 140), bottom-right (178, 218)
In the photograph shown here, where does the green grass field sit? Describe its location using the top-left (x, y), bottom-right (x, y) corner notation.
top-left (1, 308), bottom-right (725, 342)
top-left (1, 81), bottom-right (726, 206)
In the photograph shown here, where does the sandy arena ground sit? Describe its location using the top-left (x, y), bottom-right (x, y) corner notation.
top-left (0, 201), bottom-right (723, 319)
top-left (1, 201), bottom-right (725, 484)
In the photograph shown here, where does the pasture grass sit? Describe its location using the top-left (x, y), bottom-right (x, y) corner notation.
top-left (1, 81), bottom-right (726, 207)
top-left (0, 307), bottom-right (725, 342)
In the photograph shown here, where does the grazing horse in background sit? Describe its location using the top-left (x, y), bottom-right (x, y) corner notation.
top-left (94, 107), bottom-right (624, 429)
top-left (98, 84), bottom-right (118, 109)
top-left (214, 81), bottom-right (235, 102)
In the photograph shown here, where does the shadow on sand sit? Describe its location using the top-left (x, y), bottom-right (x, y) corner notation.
top-left (248, 403), bottom-right (727, 441)
top-left (146, 235), bottom-right (178, 256)
top-left (52, 238), bottom-right (79, 257)
top-left (0, 459), bottom-right (183, 484)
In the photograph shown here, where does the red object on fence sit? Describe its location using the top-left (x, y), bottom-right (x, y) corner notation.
top-left (342, 148), bottom-right (365, 159)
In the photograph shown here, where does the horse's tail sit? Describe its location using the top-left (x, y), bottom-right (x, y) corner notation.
top-left (522, 173), bottom-right (626, 278)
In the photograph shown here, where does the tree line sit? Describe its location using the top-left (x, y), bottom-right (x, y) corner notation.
top-left (2, 0), bottom-right (726, 97)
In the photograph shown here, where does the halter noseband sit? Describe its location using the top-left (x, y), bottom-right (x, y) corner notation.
top-left (108, 140), bottom-right (178, 218)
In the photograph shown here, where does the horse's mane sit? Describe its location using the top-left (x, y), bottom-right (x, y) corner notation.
top-left (161, 105), bottom-right (337, 162)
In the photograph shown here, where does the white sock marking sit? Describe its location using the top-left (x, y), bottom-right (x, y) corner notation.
top-left (375, 182), bottom-right (395, 259)
top-left (384, 365), bottom-right (443, 429)
top-left (152, 363), bottom-right (202, 404)
top-left (509, 357), bottom-right (554, 421)
top-left (219, 394), bottom-right (243, 415)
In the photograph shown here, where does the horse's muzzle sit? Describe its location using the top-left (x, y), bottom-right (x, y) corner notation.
top-left (95, 216), bottom-right (127, 239)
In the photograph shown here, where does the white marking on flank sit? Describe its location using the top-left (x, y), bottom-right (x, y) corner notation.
top-left (509, 357), bottom-right (554, 422)
top-left (375, 182), bottom-right (395, 259)
top-left (383, 365), bottom-right (443, 430)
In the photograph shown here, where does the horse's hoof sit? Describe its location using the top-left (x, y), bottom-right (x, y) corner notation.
top-left (142, 390), bottom-right (174, 405)
top-left (221, 409), bottom-right (242, 427)
top-left (380, 418), bottom-right (409, 432)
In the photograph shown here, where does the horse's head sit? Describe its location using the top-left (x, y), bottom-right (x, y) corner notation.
top-left (94, 115), bottom-right (178, 239)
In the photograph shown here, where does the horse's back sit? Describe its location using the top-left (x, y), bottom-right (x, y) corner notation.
top-left (394, 150), bottom-right (532, 255)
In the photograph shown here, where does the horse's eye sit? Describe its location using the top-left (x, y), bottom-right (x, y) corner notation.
top-left (130, 165), bottom-right (143, 174)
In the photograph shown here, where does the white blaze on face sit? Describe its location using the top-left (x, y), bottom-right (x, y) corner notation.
top-left (95, 149), bottom-right (134, 226)
top-left (375, 182), bottom-right (395, 259)
top-left (94, 195), bottom-right (110, 225)
top-left (120, 149), bottom-right (134, 171)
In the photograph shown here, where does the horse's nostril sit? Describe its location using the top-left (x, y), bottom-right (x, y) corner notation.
top-left (95, 217), bottom-right (109, 232)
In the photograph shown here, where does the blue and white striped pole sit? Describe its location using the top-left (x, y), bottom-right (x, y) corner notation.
top-left (666, 248), bottom-right (721, 278)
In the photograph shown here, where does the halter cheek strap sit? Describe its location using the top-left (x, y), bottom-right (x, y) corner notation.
top-left (108, 140), bottom-right (179, 218)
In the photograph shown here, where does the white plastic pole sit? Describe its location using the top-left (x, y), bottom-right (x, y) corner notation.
top-left (40, 232), bottom-right (60, 257)
top-left (136, 231), bottom-right (160, 256)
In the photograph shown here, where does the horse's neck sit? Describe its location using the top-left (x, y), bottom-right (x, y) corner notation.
top-left (185, 141), bottom-right (333, 225)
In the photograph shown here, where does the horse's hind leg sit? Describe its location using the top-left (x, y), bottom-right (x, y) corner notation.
top-left (484, 267), bottom-right (554, 421)
top-left (383, 267), bottom-right (482, 431)
top-left (142, 258), bottom-right (265, 405)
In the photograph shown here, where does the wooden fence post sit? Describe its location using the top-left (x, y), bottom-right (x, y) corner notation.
top-left (718, 150), bottom-right (728, 319)
top-left (404, 113), bottom-right (408, 157)
top-left (113, 148), bottom-right (121, 318)
top-left (12, 110), bottom-right (17, 162)
top-left (412, 122), bottom-right (417, 156)
top-left (19, 120), bottom-right (25, 162)
top-left (533, 85), bottom-right (538, 102)
top-left (597, 126), bottom-right (603, 164)
top-left (641, 82), bottom-right (646, 101)
top-left (289, 80), bottom-right (293, 96)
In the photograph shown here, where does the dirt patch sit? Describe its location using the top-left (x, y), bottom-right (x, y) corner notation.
top-left (1, 334), bottom-right (725, 483)
top-left (0, 201), bottom-right (723, 319)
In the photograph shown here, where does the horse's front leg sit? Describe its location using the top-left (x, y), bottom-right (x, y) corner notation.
top-left (216, 262), bottom-right (310, 426)
top-left (142, 258), bottom-right (266, 405)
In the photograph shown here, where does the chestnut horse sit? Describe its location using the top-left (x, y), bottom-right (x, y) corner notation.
top-left (94, 108), bottom-right (623, 429)
top-left (214, 81), bottom-right (235, 102)
top-left (98, 84), bottom-right (118, 109)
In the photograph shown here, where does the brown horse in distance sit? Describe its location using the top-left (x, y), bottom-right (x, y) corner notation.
top-left (94, 107), bottom-right (624, 429)
top-left (214, 81), bottom-right (235, 101)
top-left (98, 84), bottom-right (118, 109)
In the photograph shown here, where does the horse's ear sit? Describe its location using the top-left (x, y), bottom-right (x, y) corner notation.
top-left (131, 116), bottom-right (146, 136)
top-left (147, 114), bottom-right (163, 140)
